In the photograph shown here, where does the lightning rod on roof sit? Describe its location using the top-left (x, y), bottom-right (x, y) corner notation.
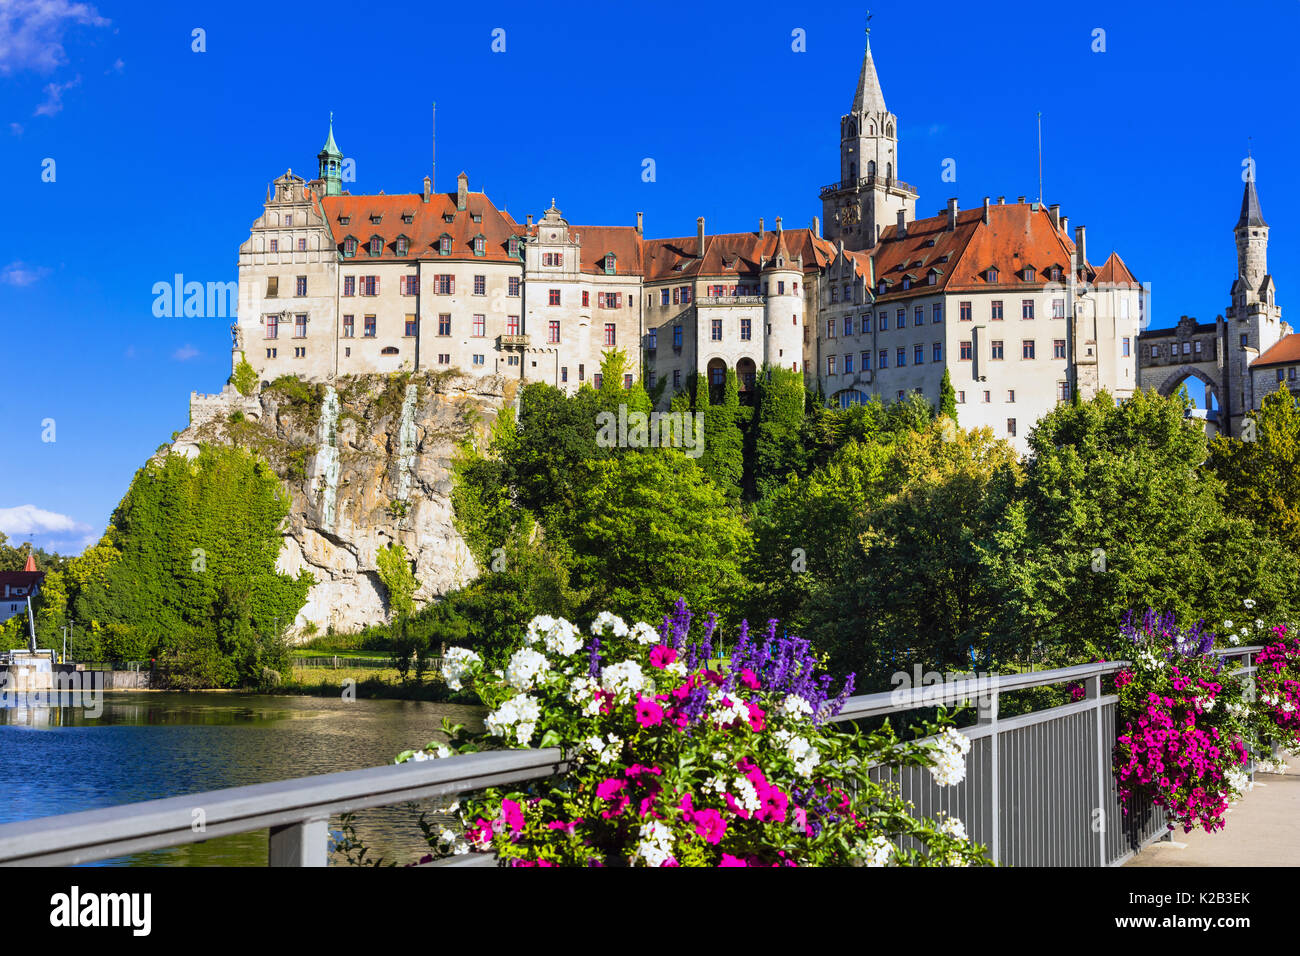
top-left (431, 101), bottom-right (437, 193)
top-left (1037, 111), bottom-right (1043, 206)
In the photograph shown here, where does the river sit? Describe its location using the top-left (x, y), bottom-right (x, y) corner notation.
top-left (0, 691), bottom-right (484, 866)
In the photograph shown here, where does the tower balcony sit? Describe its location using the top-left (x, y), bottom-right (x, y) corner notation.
top-left (696, 295), bottom-right (766, 307)
top-left (496, 334), bottom-right (529, 349)
top-left (819, 173), bottom-right (917, 199)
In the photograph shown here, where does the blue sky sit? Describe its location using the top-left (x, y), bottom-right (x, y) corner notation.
top-left (1, 0), bottom-right (1297, 554)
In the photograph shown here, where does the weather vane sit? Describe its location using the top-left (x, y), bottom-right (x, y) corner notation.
top-left (866, 10), bottom-right (872, 35)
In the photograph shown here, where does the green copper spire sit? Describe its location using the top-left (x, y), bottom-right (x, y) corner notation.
top-left (318, 112), bottom-right (343, 196)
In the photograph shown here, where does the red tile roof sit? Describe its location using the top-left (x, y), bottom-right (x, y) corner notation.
top-left (1252, 334), bottom-right (1300, 368)
top-left (1093, 251), bottom-right (1139, 286)
top-left (643, 229), bottom-right (835, 282)
top-left (321, 192), bottom-right (521, 263)
top-left (525, 223), bottom-right (644, 275)
top-left (23, 554), bottom-right (36, 572)
top-left (867, 203), bottom-right (1092, 302)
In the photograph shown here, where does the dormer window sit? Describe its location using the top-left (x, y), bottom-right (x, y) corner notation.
top-left (924, 238), bottom-right (936, 247)
top-left (1024, 266), bottom-right (1036, 281)
top-left (927, 271), bottom-right (937, 285)
top-left (444, 213), bottom-right (455, 223)
top-left (987, 268), bottom-right (999, 283)
top-left (901, 277), bottom-right (911, 291)
top-left (878, 280), bottom-right (887, 294)
top-left (604, 253), bottom-right (616, 275)
top-left (368, 235), bottom-right (383, 256)
top-left (396, 235), bottom-right (409, 256)
top-left (370, 214), bottom-right (382, 224)
top-left (402, 213), bottom-right (414, 224)
top-left (338, 215), bottom-right (351, 226)
top-left (508, 235), bottom-right (520, 257)
top-left (343, 237), bottom-right (357, 258)
top-left (472, 213), bottom-right (482, 223)
top-left (1049, 265), bottom-right (1062, 281)
top-left (472, 235), bottom-right (486, 256)
top-left (439, 234), bottom-right (452, 255)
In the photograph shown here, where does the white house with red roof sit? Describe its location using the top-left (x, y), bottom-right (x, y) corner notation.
top-left (0, 555), bottom-right (44, 628)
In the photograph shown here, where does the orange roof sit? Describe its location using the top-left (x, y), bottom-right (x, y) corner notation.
top-left (321, 191), bottom-right (521, 263)
top-left (643, 229), bottom-right (835, 282)
top-left (868, 202), bottom-right (1091, 302)
top-left (23, 554), bottom-right (36, 572)
top-left (1093, 251), bottom-right (1139, 286)
top-left (525, 223), bottom-right (644, 275)
top-left (1252, 334), bottom-right (1300, 368)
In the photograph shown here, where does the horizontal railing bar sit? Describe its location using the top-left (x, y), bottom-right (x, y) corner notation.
top-left (0, 749), bottom-right (567, 867)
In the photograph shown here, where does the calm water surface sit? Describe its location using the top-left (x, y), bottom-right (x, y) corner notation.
top-left (0, 691), bottom-right (484, 866)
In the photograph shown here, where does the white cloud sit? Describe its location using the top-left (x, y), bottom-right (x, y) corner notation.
top-left (1, 260), bottom-right (50, 285)
top-left (0, 504), bottom-right (89, 537)
top-left (172, 344), bottom-right (199, 361)
top-left (33, 71), bottom-right (78, 115)
top-left (0, 0), bottom-right (109, 74)
top-left (9, 121), bottom-right (21, 134)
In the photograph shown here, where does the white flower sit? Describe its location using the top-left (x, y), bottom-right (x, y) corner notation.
top-left (584, 733), bottom-right (621, 765)
top-left (440, 647), bottom-right (481, 691)
top-left (485, 694), bottom-right (541, 746)
top-left (523, 615), bottom-right (557, 645)
top-left (601, 660), bottom-right (648, 699)
top-left (1256, 619), bottom-right (1265, 629)
top-left (542, 618), bottom-right (585, 656)
top-left (1226, 767), bottom-right (1252, 798)
top-left (710, 694), bottom-right (751, 727)
top-left (861, 835), bottom-right (894, 867)
top-left (1229, 633), bottom-right (1242, 646)
top-left (937, 813), bottom-right (967, 841)
top-left (731, 776), bottom-right (761, 814)
top-left (1223, 620), bottom-right (1235, 630)
top-left (927, 728), bottom-right (972, 787)
top-left (1243, 598), bottom-right (1257, 610)
top-left (783, 733), bottom-right (821, 777)
top-left (704, 776), bottom-right (726, 794)
top-left (591, 612), bottom-right (630, 638)
top-left (633, 820), bottom-right (676, 867)
top-left (665, 661), bottom-right (687, 677)
top-left (505, 647), bottom-right (550, 690)
top-left (781, 695), bottom-right (814, 720)
top-left (630, 621), bottom-right (660, 645)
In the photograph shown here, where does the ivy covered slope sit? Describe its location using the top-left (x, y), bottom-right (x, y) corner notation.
top-left (170, 369), bottom-right (513, 633)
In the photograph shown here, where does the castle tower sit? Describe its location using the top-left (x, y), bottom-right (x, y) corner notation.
top-left (762, 219), bottom-right (804, 372)
top-left (1225, 175), bottom-right (1283, 435)
top-left (317, 114), bottom-right (343, 197)
top-left (820, 23), bottom-right (916, 251)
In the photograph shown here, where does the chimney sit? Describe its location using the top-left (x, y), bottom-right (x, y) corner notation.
top-left (1060, 215), bottom-right (1068, 236)
top-left (456, 171), bottom-right (468, 211)
top-left (775, 215), bottom-right (783, 231)
top-left (526, 213), bottom-right (533, 227)
top-left (982, 197), bottom-right (990, 224)
top-left (1048, 203), bottom-right (1061, 230)
top-left (697, 217), bottom-right (706, 257)
top-left (896, 208), bottom-right (907, 238)
top-left (1074, 225), bottom-right (1087, 271)
top-left (758, 217), bottom-right (764, 238)
top-left (636, 211), bottom-right (643, 236)
top-left (422, 176), bottom-right (431, 203)
top-left (812, 215), bottom-right (821, 238)
top-left (946, 197), bottom-right (958, 231)
top-left (997, 196), bottom-right (1006, 205)
top-left (1017, 195), bottom-right (1026, 204)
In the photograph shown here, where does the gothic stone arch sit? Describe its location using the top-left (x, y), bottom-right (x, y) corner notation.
top-left (1154, 365), bottom-right (1221, 403)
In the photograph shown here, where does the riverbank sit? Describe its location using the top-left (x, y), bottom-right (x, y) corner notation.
top-left (276, 665), bottom-right (478, 704)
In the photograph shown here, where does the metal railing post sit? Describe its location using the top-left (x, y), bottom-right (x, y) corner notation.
top-left (1085, 674), bottom-right (1106, 865)
top-left (269, 817), bottom-right (329, 866)
top-left (977, 680), bottom-right (1000, 863)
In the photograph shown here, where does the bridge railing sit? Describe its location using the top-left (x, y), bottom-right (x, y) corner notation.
top-left (0, 648), bottom-right (1262, 867)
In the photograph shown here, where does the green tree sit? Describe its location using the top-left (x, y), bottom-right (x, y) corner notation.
top-left (554, 450), bottom-right (751, 622)
top-left (376, 542), bottom-right (420, 621)
top-left (751, 365), bottom-right (807, 500)
top-left (939, 369), bottom-right (958, 420)
top-left (231, 352), bottom-right (258, 396)
top-left (1208, 382), bottom-right (1300, 549)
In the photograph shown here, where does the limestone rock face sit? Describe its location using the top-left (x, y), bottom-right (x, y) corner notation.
top-left (171, 371), bottom-right (512, 637)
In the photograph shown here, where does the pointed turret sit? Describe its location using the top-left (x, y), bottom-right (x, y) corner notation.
top-left (317, 113), bottom-right (344, 197)
top-left (1237, 178), bottom-right (1267, 229)
top-left (22, 554), bottom-right (36, 572)
top-left (852, 35), bottom-right (887, 114)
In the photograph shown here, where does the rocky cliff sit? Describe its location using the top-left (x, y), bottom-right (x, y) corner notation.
top-left (171, 371), bottom-right (513, 635)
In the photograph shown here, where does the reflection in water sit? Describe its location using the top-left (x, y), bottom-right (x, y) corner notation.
top-left (0, 692), bottom-right (484, 867)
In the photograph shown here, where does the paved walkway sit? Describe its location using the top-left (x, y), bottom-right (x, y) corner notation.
top-left (1126, 752), bottom-right (1300, 866)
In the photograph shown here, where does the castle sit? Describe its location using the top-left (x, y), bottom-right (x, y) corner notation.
top-left (228, 29), bottom-right (1168, 454)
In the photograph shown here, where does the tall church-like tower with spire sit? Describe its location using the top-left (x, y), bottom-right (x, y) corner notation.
top-left (819, 22), bottom-right (917, 251)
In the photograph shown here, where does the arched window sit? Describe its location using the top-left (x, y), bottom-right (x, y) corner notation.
top-left (849, 162), bottom-right (856, 180)
top-left (886, 163), bottom-right (893, 180)
top-left (867, 160), bottom-right (876, 177)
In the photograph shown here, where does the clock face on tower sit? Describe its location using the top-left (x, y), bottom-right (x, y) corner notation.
top-left (842, 204), bottom-right (860, 225)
